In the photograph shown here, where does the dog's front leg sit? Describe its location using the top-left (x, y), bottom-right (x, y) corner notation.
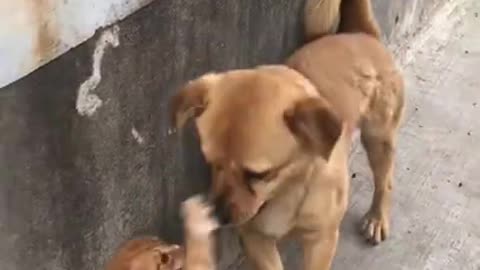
top-left (239, 229), bottom-right (283, 270)
top-left (302, 230), bottom-right (339, 270)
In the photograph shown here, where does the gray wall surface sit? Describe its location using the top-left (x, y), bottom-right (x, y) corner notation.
top-left (0, 1), bottom-right (446, 270)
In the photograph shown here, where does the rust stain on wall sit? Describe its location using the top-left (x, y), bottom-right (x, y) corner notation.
top-left (30, 0), bottom-right (59, 66)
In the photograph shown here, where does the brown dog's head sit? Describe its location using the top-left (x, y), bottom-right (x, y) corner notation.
top-left (170, 65), bottom-right (343, 225)
top-left (105, 237), bottom-right (184, 270)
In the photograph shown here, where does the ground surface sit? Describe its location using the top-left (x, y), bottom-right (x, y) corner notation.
top-left (237, 1), bottom-right (480, 270)
top-left (336, 1), bottom-right (480, 269)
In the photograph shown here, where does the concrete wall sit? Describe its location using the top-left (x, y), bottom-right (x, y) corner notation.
top-left (0, 1), bottom-right (450, 270)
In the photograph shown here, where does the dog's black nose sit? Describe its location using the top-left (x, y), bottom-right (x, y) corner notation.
top-left (212, 196), bottom-right (231, 225)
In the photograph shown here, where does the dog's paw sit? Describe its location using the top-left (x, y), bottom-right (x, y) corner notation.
top-left (181, 195), bottom-right (219, 238)
top-left (360, 211), bottom-right (389, 245)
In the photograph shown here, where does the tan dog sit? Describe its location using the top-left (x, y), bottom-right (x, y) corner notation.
top-left (105, 196), bottom-right (218, 270)
top-left (170, 0), bottom-right (404, 269)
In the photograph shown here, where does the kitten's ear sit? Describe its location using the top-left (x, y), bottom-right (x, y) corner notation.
top-left (284, 97), bottom-right (342, 160)
top-left (105, 238), bottom-right (183, 270)
top-left (169, 74), bottom-right (220, 131)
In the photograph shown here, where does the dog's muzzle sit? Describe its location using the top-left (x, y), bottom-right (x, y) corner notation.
top-left (211, 196), bottom-right (232, 226)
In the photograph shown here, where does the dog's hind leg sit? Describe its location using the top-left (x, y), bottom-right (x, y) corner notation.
top-left (359, 77), bottom-right (405, 245)
top-left (360, 127), bottom-right (396, 244)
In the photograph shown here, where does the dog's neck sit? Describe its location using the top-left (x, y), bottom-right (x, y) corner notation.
top-left (344, 122), bottom-right (356, 136)
top-left (344, 122), bottom-right (359, 145)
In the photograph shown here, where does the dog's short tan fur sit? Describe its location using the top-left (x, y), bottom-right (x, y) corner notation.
top-left (105, 196), bottom-right (218, 270)
top-left (105, 237), bottom-right (184, 270)
top-left (170, 0), bottom-right (404, 269)
top-left (304, 0), bottom-right (381, 41)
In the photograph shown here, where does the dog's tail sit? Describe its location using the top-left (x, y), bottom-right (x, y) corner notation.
top-left (304, 0), bottom-right (381, 41)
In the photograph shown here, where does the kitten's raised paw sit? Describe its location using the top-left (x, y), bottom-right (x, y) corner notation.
top-left (181, 195), bottom-right (219, 237)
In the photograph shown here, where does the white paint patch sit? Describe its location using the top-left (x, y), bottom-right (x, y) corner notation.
top-left (167, 128), bottom-right (176, 135)
top-left (131, 127), bottom-right (145, 145)
top-left (75, 26), bottom-right (119, 117)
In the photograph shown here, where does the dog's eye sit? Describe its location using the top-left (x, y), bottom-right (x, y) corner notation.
top-left (243, 169), bottom-right (270, 181)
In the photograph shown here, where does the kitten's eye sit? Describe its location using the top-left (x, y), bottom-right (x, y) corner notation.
top-left (243, 169), bottom-right (270, 181)
top-left (160, 253), bottom-right (170, 264)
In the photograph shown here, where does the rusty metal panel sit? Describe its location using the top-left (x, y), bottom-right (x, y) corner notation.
top-left (0, 0), bottom-right (154, 88)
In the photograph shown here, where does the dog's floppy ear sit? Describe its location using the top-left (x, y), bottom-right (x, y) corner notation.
top-left (284, 97), bottom-right (342, 160)
top-left (169, 80), bottom-right (209, 131)
top-left (169, 74), bottom-right (219, 131)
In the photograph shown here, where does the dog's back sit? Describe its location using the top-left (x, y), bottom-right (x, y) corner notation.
top-left (290, 0), bottom-right (401, 126)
